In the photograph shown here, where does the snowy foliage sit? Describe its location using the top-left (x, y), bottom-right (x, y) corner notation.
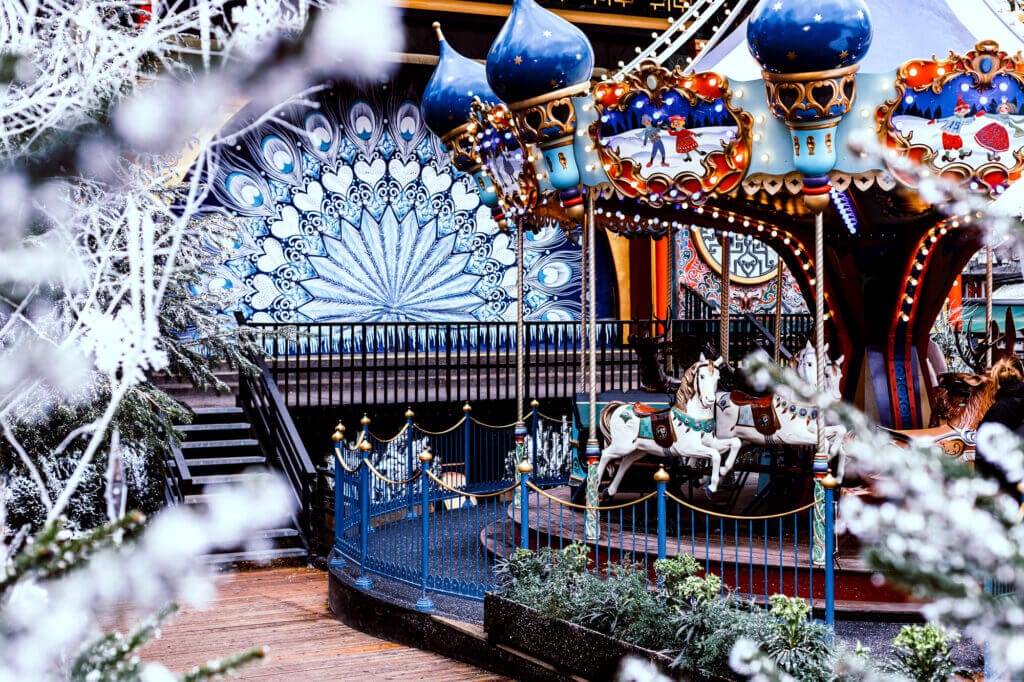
top-left (0, 1), bottom-right (402, 679)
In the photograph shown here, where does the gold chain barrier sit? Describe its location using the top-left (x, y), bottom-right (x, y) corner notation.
top-left (333, 449), bottom-right (361, 474)
top-left (526, 481), bottom-right (657, 511)
top-left (425, 470), bottom-right (519, 498)
top-left (469, 414), bottom-right (531, 429)
top-left (364, 461), bottom-right (422, 486)
top-left (414, 416), bottom-right (467, 436)
top-left (665, 491), bottom-right (816, 521)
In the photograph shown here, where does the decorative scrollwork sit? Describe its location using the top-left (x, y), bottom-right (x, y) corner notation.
top-left (590, 60), bottom-right (753, 207)
top-left (762, 65), bottom-right (858, 124)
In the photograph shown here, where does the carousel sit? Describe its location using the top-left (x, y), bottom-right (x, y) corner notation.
top-left (419, 0), bottom-right (1024, 591)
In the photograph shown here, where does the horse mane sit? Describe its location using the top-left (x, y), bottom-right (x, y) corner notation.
top-left (951, 356), bottom-right (1024, 429)
top-left (676, 361), bottom-right (699, 407)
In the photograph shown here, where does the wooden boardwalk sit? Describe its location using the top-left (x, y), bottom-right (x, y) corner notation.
top-left (126, 568), bottom-right (507, 681)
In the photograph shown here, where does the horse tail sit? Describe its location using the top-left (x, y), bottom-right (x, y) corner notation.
top-left (600, 401), bottom-right (627, 441)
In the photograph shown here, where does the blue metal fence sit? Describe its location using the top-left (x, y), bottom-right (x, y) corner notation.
top-left (329, 407), bottom-right (836, 623)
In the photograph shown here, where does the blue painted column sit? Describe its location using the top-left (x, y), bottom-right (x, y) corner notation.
top-left (355, 437), bottom-right (373, 591)
top-left (416, 446), bottom-right (435, 612)
top-left (405, 409), bottom-right (418, 519)
top-left (517, 424), bottom-right (532, 550)
top-left (823, 472), bottom-right (837, 628)
top-left (655, 466), bottom-right (669, 562)
top-left (329, 422), bottom-right (346, 569)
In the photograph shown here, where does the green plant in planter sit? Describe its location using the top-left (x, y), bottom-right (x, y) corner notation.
top-left (672, 595), bottom-right (772, 679)
top-left (884, 624), bottom-right (961, 682)
top-left (567, 562), bottom-right (675, 650)
top-left (758, 595), bottom-right (834, 682)
top-left (655, 555), bottom-right (702, 587)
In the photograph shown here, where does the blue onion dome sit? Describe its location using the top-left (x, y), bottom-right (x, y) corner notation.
top-left (486, 0), bottom-right (595, 104)
top-left (747, 0), bottom-right (872, 74)
top-left (421, 23), bottom-right (500, 139)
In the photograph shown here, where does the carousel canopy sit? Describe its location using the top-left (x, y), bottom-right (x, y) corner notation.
top-left (697, 0), bottom-right (1023, 79)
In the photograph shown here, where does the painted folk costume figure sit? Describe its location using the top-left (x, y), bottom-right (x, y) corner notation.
top-left (640, 115), bottom-right (669, 167)
top-left (667, 115), bottom-right (701, 162)
top-left (928, 96), bottom-right (983, 162)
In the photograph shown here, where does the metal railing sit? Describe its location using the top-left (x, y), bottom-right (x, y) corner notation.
top-left (245, 311), bottom-right (813, 410)
top-left (238, 355), bottom-right (317, 553)
top-left (328, 408), bottom-right (836, 624)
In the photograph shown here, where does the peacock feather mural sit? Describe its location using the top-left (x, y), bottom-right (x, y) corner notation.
top-left (199, 81), bottom-right (582, 329)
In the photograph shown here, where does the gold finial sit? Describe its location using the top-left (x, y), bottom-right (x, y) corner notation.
top-left (463, 403), bottom-right (472, 413)
top-left (358, 439), bottom-right (373, 453)
top-left (331, 430), bottom-right (343, 443)
top-left (405, 407), bottom-right (415, 419)
top-left (654, 466), bottom-right (671, 483)
top-left (432, 21), bottom-right (445, 43)
top-left (517, 459), bottom-right (533, 474)
top-left (530, 399), bottom-right (540, 409)
top-left (822, 472), bottom-right (838, 489)
top-left (360, 414), bottom-right (371, 426)
top-left (419, 447), bottom-right (434, 463)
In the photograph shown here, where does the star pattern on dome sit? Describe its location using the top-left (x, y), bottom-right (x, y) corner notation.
top-left (514, 55), bottom-right (523, 65)
top-left (839, 49), bottom-right (849, 59)
top-left (773, 1), bottom-right (782, 10)
top-left (543, 30), bottom-right (552, 37)
top-left (787, 51), bottom-right (797, 60)
top-left (814, 13), bottom-right (822, 21)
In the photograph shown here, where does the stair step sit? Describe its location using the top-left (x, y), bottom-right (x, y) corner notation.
top-left (187, 455), bottom-right (267, 468)
top-left (178, 422), bottom-right (250, 433)
top-left (190, 407), bottom-right (245, 424)
top-left (260, 528), bottom-right (300, 539)
top-left (204, 547), bottom-right (308, 565)
top-left (191, 472), bottom-right (272, 486)
top-left (180, 438), bottom-right (259, 450)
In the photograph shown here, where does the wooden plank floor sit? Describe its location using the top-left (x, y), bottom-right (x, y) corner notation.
top-left (127, 568), bottom-right (507, 681)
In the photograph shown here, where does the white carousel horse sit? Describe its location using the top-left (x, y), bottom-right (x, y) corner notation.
top-left (596, 354), bottom-right (742, 497)
top-left (715, 342), bottom-right (850, 481)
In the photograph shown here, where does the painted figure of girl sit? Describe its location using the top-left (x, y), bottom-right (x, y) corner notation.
top-left (667, 115), bottom-right (700, 162)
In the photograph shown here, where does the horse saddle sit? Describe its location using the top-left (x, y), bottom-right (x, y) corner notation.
top-left (730, 392), bottom-right (780, 436)
top-left (631, 402), bottom-right (675, 448)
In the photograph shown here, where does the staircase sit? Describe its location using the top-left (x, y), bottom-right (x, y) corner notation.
top-left (172, 406), bottom-right (309, 566)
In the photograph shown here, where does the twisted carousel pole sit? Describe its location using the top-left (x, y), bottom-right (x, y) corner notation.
top-left (719, 231), bottom-right (731, 364)
top-left (986, 241), bottom-right (994, 367)
top-left (774, 262), bottom-right (785, 364)
top-left (585, 189), bottom-right (600, 541)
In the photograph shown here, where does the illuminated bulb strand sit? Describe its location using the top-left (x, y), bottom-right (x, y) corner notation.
top-left (592, 201), bottom-right (821, 296)
top-left (894, 212), bottom-right (978, 326)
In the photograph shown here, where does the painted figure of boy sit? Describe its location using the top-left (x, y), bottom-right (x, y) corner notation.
top-left (640, 115), bottom-right (669, 167)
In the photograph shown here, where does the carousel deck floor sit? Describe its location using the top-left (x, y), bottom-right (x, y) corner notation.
top-left (103, 567), bottom-right (507, 681)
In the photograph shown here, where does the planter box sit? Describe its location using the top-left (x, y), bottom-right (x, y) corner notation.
top-left (483, 593), bottom-right (683, 681)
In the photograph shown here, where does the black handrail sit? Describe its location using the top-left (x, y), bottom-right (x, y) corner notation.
top-left (237, 354), bottom-right (317, 553)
